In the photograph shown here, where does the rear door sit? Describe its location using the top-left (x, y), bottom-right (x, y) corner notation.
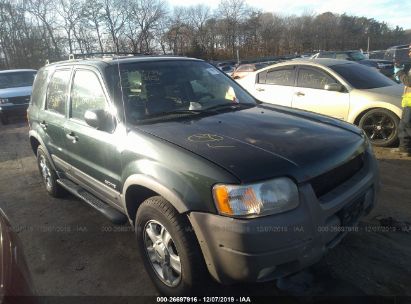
top-left (292, 66), bottom-right (350, 120)
top-left (253, 66), bottom-right (296, 107)
top-left (37, 68), bottom-right (72, 163)
top-left (63, 67), bottom-right (123, 206)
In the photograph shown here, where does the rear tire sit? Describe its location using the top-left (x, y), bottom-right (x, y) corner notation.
top-left (358, 108), bottom-right (399, 147)
top-left (135, 196), bottom-right (209, 296)
top-left (36, 146), bottom-right (66, 198)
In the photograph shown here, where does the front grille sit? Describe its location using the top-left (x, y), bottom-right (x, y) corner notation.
top-left (310, 153), bottom-right (364, 198)
top-left (9, 96), bottom-right (30, 105)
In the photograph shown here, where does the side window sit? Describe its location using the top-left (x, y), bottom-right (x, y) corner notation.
top-left (336, 53), bottom-right (349, 60)
top-left (320, 53), bottom-right (336, 59)
top-left (46, 69), bottom-right (71, 115)
top-left (265, 68), bottom-right (295, 86)
top-left (70, 70), bottom-right (107, 121)
top-left (257, 71), bottom-right (267, 84)
top-left (31, 69), bottom-right (48, 108)
top-left (297, 68), bottom-right (336, 90)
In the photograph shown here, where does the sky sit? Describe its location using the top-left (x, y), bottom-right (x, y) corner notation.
top-left (168, 0), bottom-right (411, 30)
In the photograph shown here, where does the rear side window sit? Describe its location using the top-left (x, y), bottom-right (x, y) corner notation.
top-left (46, 69), bottom-right (71, 115)
top-left (237, 65), bottom-right (253, 72)
top-left (297, 68), bottom-right (336, 90)
top-left (319, 53), bottom-right (336, 59)
top-left (265, 68), bottom-right (295, 86)
top-left (70, 70), bottom-right (107, 121)
top-left (336, 53), bottom-right (350, 60)
top-left (31, 69), bottom-right (47, 108)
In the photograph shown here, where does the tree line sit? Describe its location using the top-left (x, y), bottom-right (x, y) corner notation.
top-left (0, 0), bottom-right (407, 69)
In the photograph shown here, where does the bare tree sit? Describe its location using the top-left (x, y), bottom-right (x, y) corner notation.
top-left (83, 0), bottom-right (105, 52)
top-left (26, 0), bottom-right (60, 58)
top-left (101, 0), bottom-right (126, 52)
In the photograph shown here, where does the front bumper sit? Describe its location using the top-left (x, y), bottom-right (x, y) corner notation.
top-left (189, 149), bottom-right (379, 284)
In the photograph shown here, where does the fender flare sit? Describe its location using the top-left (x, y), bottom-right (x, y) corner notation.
top-left (28, 130), bottom-right (57, 171)
top-left (120, 174), bottom-right (189, 218)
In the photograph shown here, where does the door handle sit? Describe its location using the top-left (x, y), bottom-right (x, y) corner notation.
top-left (39, 121), bottom-right (47, 129)
top-left (295, 91), bottom-right (305, 96)
top-left (66, 132), bottom-right (79, 143)
top-left (256, 87), bottom-right (265, 92)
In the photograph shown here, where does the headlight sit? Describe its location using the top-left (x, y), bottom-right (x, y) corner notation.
top-left (0, 98), bottom-right (9, 104)
top-left (212, 177), bottom-right (299, 217)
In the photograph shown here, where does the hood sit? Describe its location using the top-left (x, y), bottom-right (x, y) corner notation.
top-left (0, 86), bottom-right (32, 98)
top-left (136, 105), bottom-right (366, 183)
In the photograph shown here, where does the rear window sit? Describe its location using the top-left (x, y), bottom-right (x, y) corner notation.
top-left (46, 69), bottom-right (71, 115)
top-left (30, 69), bottom-right (48, 108)
top-left (330, 63), bottom-right (395, 89)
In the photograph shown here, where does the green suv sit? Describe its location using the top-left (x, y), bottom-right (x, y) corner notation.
top-left (28, 55), bottom-right (379, 295)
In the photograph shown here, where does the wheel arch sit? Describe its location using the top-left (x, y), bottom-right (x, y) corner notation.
top-left (351, 105), bottom-right (402, 126)
top-left (121, 174), bottom-right (189, 224)
top-left (28, 130), bottom-right (57, 171)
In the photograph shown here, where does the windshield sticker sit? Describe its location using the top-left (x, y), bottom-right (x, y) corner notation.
top-left (206, 68), bottom-right (220, 75)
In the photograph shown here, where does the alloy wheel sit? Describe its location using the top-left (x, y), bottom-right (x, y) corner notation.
top-left (143, 220), bottom-right (182, 287)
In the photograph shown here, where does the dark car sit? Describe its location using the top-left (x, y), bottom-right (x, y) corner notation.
top-left (0, 209), bottom-right (36, 302)
top-left (0, 69), bottom-right (37, 125)
top-left (312, 51), bottom-right (394, 77)
top-left (384, 44), bottom-right (411, 70)
top-left (27, 55), bottom-right (379, 295)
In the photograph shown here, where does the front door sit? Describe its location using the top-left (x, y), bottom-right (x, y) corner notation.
top-left (63, 67), bottom-right (123, 206)
top-left (292, 67), bottom-right (350, 120)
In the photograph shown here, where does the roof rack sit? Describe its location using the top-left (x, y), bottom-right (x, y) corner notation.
top-left (68, 52), bottom-right (149, 60)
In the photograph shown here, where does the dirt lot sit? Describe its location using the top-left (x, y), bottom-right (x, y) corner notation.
top-left (1, 121), bottom-right (411, 299)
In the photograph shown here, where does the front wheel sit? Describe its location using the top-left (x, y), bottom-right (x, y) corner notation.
top-left (359, 109), bottom-right (399, 147)
top-left (135, 196), bottom-right (209, 296)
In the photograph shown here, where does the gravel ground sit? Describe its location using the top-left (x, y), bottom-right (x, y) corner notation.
top-left (1, 121), bottom-right (411, 300)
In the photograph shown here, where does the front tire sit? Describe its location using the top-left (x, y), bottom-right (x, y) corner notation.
top-left (358, 108), bottom-right (399, 147)
top-left (36, 146), bottom-right (66, 198)
top-left (135, 196), bottom-right (209, 296)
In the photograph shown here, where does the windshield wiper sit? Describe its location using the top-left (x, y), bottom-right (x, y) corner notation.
top-left (201, 103), bottom-right (253, 112)
top-left (145, 109), bottom-right (201, 119)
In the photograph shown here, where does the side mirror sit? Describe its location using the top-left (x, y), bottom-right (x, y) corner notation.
top-left (324, 83), bottom-right (343, 92)
top-left (84, 109), bottom-right (115, 132)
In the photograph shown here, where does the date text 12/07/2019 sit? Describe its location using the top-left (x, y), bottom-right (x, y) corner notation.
top-left (156, 297), bottom-right (252, 303)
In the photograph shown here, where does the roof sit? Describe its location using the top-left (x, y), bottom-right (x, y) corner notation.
top-left (318, 50), bottom-right (360, 54)
top-left (45, 55), bottom-right (202, 69)
top-left (289, 58), bottom-right (353, 67)
top-left (0, 69), bottom-right (37, 74)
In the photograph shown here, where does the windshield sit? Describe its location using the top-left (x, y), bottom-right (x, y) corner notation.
top-left (329, 63), bottom-right (395, 89)
top-left (0, 71), bottom-right (36, 89)
top-left (349, 52), bottom-right (366, 61)
top-left (107, 60), bottom-right (256, 123)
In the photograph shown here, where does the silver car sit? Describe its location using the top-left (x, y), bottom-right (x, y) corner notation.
top-left (238, 59), bottom-right (403, 146)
